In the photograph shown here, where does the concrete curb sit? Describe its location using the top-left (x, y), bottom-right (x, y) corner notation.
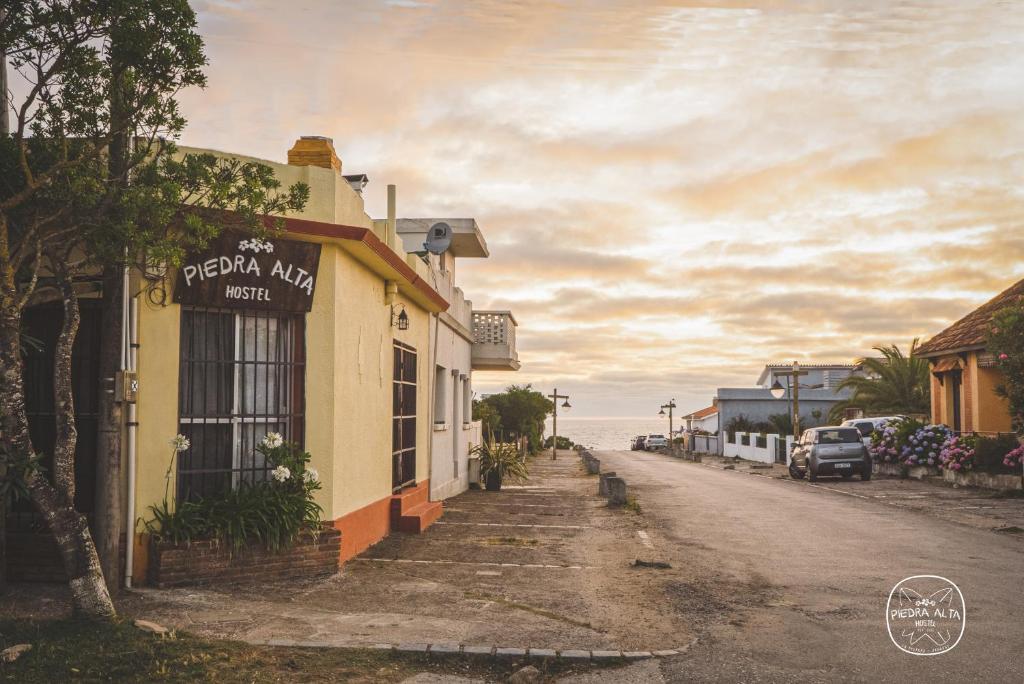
top-left (256, 636), bottom-right (701, 661)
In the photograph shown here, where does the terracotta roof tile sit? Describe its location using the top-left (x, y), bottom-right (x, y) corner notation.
top-left (686, 405), bottom-right (718, 419)
top-left (917, 278), bottom-right (1024, 357)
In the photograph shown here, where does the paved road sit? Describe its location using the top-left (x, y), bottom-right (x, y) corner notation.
top-left (595, 450), bottom-right (1024, 683)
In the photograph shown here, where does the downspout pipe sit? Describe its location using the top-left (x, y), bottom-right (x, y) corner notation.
top-left (124, 293), bottom-right (138, 588)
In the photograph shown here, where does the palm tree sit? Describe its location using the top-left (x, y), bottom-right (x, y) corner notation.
top-left (828, 340), bottom-right (931, 422)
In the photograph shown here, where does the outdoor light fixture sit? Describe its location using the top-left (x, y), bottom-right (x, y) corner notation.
top-left (548, 388), bottom-right (570, 460)
top-left (770, 379), bottom-right (786, 399)
top-left (391, 304), bottom-right (409, 330)
top-left (660, 399), bottom-right (677, 452)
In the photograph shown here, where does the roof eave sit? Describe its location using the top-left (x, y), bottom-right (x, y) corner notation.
top-left (917, 343), bottom-right (986, 360)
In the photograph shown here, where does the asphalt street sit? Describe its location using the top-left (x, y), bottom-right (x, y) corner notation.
top-left (594, 449), bottom-right (1024, 683)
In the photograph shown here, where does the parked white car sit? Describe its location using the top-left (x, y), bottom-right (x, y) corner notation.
top-left (645, 434), bottom-right (669, 450)
top-left (840, 416), bottom-right (907, 446)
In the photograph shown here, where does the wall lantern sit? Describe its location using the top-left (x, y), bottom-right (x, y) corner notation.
top-left (392, 304), bottom-right (409, 330)
top-left (770, 380), bottom-right (786, 399)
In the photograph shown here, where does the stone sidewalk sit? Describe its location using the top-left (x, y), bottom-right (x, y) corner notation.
top-left (115, 452), bottom-right (698, 658)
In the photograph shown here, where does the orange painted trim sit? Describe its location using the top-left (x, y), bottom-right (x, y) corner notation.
top-left (332, 496), bottom-right (394, 563)
top-left (332, 479), bottom-right (436, 562)
top-left (265, 215), bottom-right (450, 312)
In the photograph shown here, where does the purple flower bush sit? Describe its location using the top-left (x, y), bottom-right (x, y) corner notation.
top-left (869, 422), bottom-right (902, 463)
top-left (902, 424), bottom-right (952, 467)
top-left (1004, 444), bottom-right (1024, 469)
top-left (938, 434), bottom-right (976, 472)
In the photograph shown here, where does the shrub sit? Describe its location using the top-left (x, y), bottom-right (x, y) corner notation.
top-left (471, 439), bottom-right (528, 482)
top-left (723, 414), bottom-right (756, 434)
top-left (988, 302), bottom-right (1024, 434)
top-left (145, 433), bottom-right (323, 551)
top-left (1004, 443), bottom-right (1024, 470)
top-left (869, 417), bottom-right (922, 463)
top-left (938, 434), bottom-right (976, 472)
top-left (543, 435), bottom-right (576, 450)
top-left (901, 424), bottom-right (952, 467)
top-left (974, 434), bottom-right (1021, 473)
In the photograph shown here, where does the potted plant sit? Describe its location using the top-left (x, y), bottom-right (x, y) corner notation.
top-left (471, 439), bottom-right (528, 491)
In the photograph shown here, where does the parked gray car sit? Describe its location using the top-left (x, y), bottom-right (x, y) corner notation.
top-left (789, 426), bottom-right (872, 482)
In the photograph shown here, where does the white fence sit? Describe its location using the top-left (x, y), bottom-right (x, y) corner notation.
top-left (721, 432), bottom-right (794, 465)
top-left (689, 434), bottom-right (719, 455)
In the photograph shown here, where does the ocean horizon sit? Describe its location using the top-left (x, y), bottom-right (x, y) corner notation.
top-left (543, 416), bottom-right (678, 451)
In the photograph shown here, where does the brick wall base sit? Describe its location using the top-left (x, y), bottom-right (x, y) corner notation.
top-left (149, 527), bottom-right (341, 588)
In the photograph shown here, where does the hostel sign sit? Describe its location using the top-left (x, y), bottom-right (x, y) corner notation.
top-left (173, 234), bottom-right (322, 312)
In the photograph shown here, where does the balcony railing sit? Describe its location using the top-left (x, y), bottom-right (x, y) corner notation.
top-left (471, 310), bottom-right (520, 371)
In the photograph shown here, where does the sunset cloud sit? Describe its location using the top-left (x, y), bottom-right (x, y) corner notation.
top-left (179, 0), bottom-right (1024, 416)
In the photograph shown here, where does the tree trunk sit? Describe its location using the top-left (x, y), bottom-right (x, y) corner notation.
top-left (0, 286), bottom-right (115, 618)
top-left (51, 258), bottom-right (79, 499)
top-left (93, 265), bottom-right (123, 592)
top-left (28, 472), bottom-right (114, 617)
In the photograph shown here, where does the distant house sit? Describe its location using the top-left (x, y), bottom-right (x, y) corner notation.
top-left (715, 362), bottom-right (856, 453)
top-left (682, 404), bottom-right (719, 433)
top-left (916, 278), bottom-right (1022, 435)
top-left (756, 363), bottom-right (857, 391)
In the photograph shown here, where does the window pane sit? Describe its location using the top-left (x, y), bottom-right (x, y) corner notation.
top-left (403, 384), bottom-right (417, 417)
top-left (402, 417), bottom-right (416, 450)
top-left (402, 349), bottom-right (417, 382)
top-left (177, 423), bottom-right (232, 500)
top-left (179, 310), bottom-right (234, 417)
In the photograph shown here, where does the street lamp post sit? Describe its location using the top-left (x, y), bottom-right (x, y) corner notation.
top-left (770, 361), bottom-right (808, 439)
top-left (548, 388), bottom-right (571, 460)
top-left (659, 399), bottom-right (677, 453)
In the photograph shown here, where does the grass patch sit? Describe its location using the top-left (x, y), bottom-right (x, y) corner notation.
top-left (623, 495), bottom-right (642, 514)
top-left (482, 537), bottom-right (540, 546)
top-left (0, 618), bottom-right (602, 683)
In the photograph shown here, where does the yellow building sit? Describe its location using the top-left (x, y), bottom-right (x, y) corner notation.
top-left (917, 278), bottom-right (1022, 435)
top-left (8, 136), bottom-right (522, 587)
top-left (134, 137), bottom-right (455, 580)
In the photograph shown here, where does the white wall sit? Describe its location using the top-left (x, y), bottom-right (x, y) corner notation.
top-left (427, 266), bottom-right (475, 501)
top-left (721, 432), bottom-right (794, 465)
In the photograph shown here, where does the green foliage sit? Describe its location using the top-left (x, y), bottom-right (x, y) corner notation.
top-left (470, 439), bottom-right (529, 483)
top-left (0, 0), bottom-right (310, 291)
top-left (828, 340), bottom-right (931, 422)
top-left (988, 301), bottom-right (1024, 434)
top-left (543, 435), bottom-right (576, 449)
top-left (144, 438), bottom-right (323, 552)
top-left (471, 399), bottom-right (501, 440)
top-left (974, 433), bottom-right (1021, 473)
top-left (767, 412), bottom-right (793, 436)
top-left (0, 446), bottom-right (44, 506)
top-left (475, 385), bottom-right (553, 454)
top-left (723, 414), bottom-right (756, 435)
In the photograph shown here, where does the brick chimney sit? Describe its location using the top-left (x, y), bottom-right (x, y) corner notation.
top-left (287, 136), bottom-right (341, 172)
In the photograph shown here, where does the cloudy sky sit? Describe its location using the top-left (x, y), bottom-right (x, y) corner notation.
top-left (180, 0), bottom-right (1024, 417)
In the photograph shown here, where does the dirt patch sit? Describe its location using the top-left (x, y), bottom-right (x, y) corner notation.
top-left (481, 537), bottom-right (540, 547)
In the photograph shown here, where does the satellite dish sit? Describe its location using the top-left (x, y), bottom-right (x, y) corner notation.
top-left (423, 222), bottom-right (453, 255)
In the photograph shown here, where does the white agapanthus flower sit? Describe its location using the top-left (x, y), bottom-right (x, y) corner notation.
top-left (261, 432), bottom-right (283, 449)
top-left (170, 434), bottom-right (191, 453)
top-left (271, 465), bottom-right (291, 482)
top-left (303, 467), bottom-right (319, 484)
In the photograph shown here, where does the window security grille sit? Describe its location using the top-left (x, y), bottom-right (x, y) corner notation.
top-left (392, 342), bottom-right (417, 492)
top-left (177, 308), bottom-right (305, 501)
